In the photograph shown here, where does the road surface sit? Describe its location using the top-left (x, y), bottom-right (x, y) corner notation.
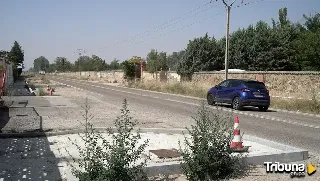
top-left (50, 76), bottom-right (320, 157)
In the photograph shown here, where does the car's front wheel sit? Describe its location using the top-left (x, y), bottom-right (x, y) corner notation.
top-left (207, 93), bottom-right (215, 105)
top-left (232, 96), bottom-right (243, 110)
top-left (258, 106), bottom-right (269, 112)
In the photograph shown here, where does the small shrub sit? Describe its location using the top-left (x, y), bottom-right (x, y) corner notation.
top-left (69, 98), bottom-right (150, 181)
top-left (36, 87), bottom-right (48, 96)
top-left (179, 101), bottom-right (248, 181)
top-left (122, 61), bottom-right (136, 80)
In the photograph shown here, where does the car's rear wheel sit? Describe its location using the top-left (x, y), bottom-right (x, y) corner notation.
top-left (207, 93), bottom-right (215, 105)
top-left (258, 106), bottom-right (269, 112)
top-left (232, 97), bottom-right (243, 110)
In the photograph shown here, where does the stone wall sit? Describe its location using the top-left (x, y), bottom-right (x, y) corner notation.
top-left (192, 71), bottom-right (320, 99)
top-left (142, 71), bottom-right (180, 82)
top-left (58, 70), bottom-right (125, 83)
top-left (57, 70), bottom-right (320, 100)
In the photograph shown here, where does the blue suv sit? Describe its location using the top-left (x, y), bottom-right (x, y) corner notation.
top-left (207, 79), bottom-right (270, 111)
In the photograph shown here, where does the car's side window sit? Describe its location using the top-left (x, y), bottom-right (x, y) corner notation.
top-left (229, 80), bottom-right (241, 88)
top-left (219, 80), bottom-right (230, 87)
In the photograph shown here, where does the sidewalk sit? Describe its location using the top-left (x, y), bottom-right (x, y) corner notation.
top-left (10, 79), bottom-right (34, 96)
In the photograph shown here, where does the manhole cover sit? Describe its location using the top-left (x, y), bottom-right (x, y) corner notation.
top-left (149, 149), bottom-right (181, 159)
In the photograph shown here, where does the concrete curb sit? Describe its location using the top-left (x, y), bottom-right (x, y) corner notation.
top-left (25, 81), bottom-right (36, 95)
top-left (0, 127), bottom-right (190, 138)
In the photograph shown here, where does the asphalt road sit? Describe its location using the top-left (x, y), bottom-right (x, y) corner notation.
top-left (51, 77), bottom-right (320, 156)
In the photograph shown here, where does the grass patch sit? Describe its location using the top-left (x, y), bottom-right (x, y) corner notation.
top-left (128, 80), bottom-right (209, 98)
top-left (36, 87), bottom-right (49, 96)
top-left (271, 97), bottom-right (320, 114)
top-left (127, 81), bottom-right (320, 115)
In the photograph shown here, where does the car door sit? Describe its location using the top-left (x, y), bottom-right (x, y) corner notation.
top-left (221, 80), bottom-right (237, 103)
top-left (215, 80), bottom-right (231, 102)
top-left (223, 80), bottom-right (241, 103)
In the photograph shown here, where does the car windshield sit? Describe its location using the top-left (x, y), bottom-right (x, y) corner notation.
top-left (245, 81), bottom-right (266, 89)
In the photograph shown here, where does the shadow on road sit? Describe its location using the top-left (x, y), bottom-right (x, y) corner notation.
top-left (0, 134), bottom-right (63, 181)
top-left (0, 107), bottom-right (10, 133)
top-left (214, 104), bottom-right (276, 112)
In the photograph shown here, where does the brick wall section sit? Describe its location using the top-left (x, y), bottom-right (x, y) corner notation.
top-left (57, 71), bottom-right (320, 100)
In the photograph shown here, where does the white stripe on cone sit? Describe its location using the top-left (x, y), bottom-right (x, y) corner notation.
top-left (234, 123), bottom-right (239, 129)
top-left (232, 135), bottom-right (241, 142)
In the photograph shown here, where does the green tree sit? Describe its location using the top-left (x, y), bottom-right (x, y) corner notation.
top-left (293, 13), bottom-right (320, 70)
top-left (146, 49), bottom-right (159, 73)
top-left (303, 13), bottom-right (320, 32)
top-left (8, 41), bottom-right (24, 65)
top-left (109, 58), bottom-right (121, 70)
top-left (47, 63), bottom-right (57, 73)
top-left (121, 56), bottom-right (142, 80)
top-left (8, 41), bottom-right (24, 79)
top-left (167, 50), bottom-right (185, 71)
top-left (90, 55), bottom-right (105, 71)
top-left (55, 57), bottom-right (72, 72)
top-left (0, 50), bottom-right (9, 59)
top-left (33, 56), bottom-right (49, 72)
top-left (177, 33), bottom-right (223, 80)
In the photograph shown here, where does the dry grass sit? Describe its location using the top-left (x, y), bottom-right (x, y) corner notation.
top-left (128, 80), bottom-right (320, 114)
top-left (271, 97), bottom-right (320, 114)
top-left (128, 80), bottom-right (210, 98)
top-left (25, 75), bottom-right (50, 85)
top-left (60, 74), bottom-right (120, 84)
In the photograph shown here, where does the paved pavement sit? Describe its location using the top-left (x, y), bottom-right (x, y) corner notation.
top-left (11, 79), bottom-right (34, 96)
top-left (51, 76), bottom-right (320, 157)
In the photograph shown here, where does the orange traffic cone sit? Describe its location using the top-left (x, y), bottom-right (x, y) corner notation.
top-left (231, 116), bottom-right (244, 149)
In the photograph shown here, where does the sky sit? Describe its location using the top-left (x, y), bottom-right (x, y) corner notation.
top-left (1, 0), bottom-right (320, 70)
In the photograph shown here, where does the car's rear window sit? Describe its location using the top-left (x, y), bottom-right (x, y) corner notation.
top-left (245, 81), bottom-right (266, 89)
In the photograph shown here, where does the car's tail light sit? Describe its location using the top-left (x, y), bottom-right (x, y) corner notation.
top-left (241, 88), bottom-right (250, 92)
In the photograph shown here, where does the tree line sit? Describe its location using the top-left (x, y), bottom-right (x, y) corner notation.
top-left (30, 55), bottom-right (122, 73)
top-left (0, 41), bottom-right (25, 81)
top-left (31, 7), bottom-right (319, 79)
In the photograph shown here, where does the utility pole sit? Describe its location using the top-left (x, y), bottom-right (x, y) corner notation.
top-left (222, 0), bottom-right (237, 80)
top-left (75, 49), bottom-right (86, 75)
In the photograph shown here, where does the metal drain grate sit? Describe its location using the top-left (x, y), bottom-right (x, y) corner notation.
top-left (149, 149), bottom-right (181, 159)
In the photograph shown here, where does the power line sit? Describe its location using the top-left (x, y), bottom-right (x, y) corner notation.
top-left (103, 3), bottom-right (223, 50)
top-left (123, 0), bottom-right (263, 48)
top-left (126, 12), bottom-right (224, 47)
top-left (100, 1), bottom-right (219, 50)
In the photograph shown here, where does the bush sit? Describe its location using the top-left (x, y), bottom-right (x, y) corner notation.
top-left (179, 101), bottom-right (248, 181)
top-left (69, 98), bottom-right (150, 181)
top-left (36, 87), bottom-right (48, 96)
top-left (122, 61), bottom-right (136, 80)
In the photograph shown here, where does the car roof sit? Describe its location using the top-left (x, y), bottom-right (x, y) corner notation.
top-left (226, 79), bottom-right (263, 83)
